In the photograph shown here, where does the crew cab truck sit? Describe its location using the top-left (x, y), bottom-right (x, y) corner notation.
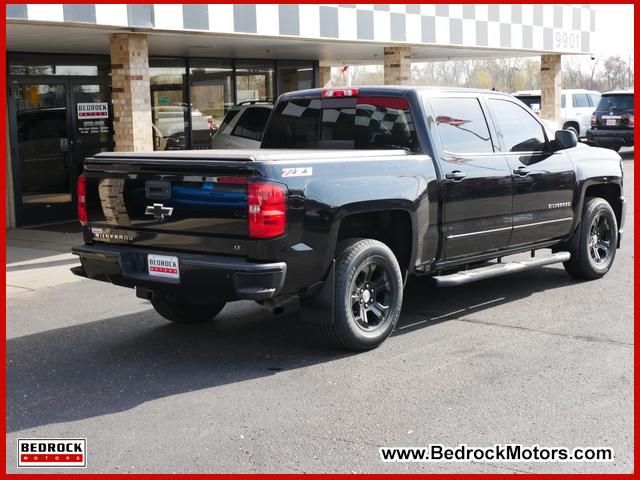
top-left (72, 87), bottom-right (626, 351)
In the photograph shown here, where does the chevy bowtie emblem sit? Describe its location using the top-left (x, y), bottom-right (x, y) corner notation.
top-left (145, 203), bottom-right (173, 221)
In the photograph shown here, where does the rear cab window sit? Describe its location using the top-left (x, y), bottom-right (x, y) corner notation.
top-left (262, 95), bottom-right (418, 151)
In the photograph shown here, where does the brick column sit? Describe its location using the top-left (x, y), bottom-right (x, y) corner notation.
top-left (319, 66), bottom-right (332, 87)
top-left (540, 54), bottom-right (562, 124)
top-left (384, 47), bottom-right (411, 85)
top-left (110, 33), bottom-right (153, 152)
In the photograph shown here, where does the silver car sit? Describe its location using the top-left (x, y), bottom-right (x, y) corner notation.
top-left (210, 102), bottom-right (273, 149)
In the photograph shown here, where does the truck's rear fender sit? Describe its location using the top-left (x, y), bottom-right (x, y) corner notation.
top-left (300, 176), bottom-right (422, 289)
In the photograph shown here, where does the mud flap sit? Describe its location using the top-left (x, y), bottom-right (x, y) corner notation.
top-left (300, 260), bottom-right (335, 325)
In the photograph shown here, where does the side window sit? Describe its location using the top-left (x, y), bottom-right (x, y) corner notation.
top-left (219, 109), bottom-right (239, 133)
top-left (588, 93), bottom-right (601, 107)
top-left (232, 107), bottom-right (272, 141)
top-left (430, 97), bottom-right (493, 154)
top-left (573, 94), bottom-right (590, 108)
top-left (489, 99), bottom-right (547, 152)
top-left (561, 94), bottom-right (566, 108)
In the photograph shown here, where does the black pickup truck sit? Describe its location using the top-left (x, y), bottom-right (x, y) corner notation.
top-left (72, 87), bottom-right (626, 351)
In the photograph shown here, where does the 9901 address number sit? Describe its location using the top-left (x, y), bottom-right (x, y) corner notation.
top-left (555, 31), bottom-right (580, 50)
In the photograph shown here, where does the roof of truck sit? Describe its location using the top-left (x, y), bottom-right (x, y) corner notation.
top-left (282, 85), bottom-right (514, 98)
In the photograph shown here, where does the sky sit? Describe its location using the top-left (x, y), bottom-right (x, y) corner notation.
top-left (591, 4), bottom-right (634, 59)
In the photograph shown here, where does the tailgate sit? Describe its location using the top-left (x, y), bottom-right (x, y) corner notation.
top-left (83, 152), bottom-right (261, 255)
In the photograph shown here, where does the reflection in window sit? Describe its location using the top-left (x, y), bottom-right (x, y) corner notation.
top-left (150, 59), bottom-right (187, 151)
top-left (431, 97), bottom-right (493, 154)
top-left (9, 55), bottom-right (110, 76)
top-left (489, 99), bottom-right (547, 152)
top-left (277, 61), bottom-right (314, 94)
top-left (189, 60), bottom-right (233, 148)
top-left (235, 61), bottom-right (275, 103)
top-left (263, 97), bottom-right (416, 150)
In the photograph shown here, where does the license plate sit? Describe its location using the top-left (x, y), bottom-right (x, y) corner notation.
top-left (606, 119), bottom-right (618, 126)
top-left (148, 254), bottom-right (180, 279)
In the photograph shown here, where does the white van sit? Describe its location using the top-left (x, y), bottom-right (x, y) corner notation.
top-left (513, 89), bottom-right (601, 138)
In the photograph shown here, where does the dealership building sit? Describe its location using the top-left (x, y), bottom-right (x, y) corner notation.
top-left (5, 4), bottom-right (595, 227)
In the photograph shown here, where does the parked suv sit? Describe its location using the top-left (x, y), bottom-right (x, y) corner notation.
top-left (210, 102), bottom-right (273, 149)
top-left (514, 89), bottom-right (601, 138)
top-left (587, 89), bottom-right (634, 151)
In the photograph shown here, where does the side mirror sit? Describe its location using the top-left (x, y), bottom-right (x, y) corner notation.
top-left (553, 129), bottom-right (577, 150)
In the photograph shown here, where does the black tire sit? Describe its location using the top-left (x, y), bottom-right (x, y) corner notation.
top-left (565, 125), bottom-right (579, 138)
top-left (563, 197), bottom-right (618, 280)
top-left (151, 296), bottom-right (225, 324)
top-left (322, 239), bottom-right (404, 351)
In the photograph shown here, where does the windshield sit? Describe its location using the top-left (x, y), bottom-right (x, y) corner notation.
top-left (262, 96), bottom-right (418, 150)
top-left (596, 94), bottom-right (634, 112)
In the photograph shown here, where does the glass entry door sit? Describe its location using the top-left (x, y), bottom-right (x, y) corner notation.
top-left (10, 77), bottom-right (113, 226)
top-left (70, 80), bottom-right (114, 174)
top-left (12, 81), bottom-right (73, 224)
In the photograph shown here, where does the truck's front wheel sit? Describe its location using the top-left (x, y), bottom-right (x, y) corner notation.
top-left (151, 296), bottom-right (226, 324)
top-left (323, 239), bottom-right (403, 351)
top-left (564, 197), bottom-right (618, 280)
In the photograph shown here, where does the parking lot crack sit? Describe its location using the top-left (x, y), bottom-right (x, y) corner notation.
top-left (452, 317), bottom-right (633, 347)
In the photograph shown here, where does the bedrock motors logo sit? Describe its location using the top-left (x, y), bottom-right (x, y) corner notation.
top-left (18, 439), bottom-right (87, 468)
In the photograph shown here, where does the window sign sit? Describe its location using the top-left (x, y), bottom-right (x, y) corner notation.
top-left (77, 102), bottom-right (110, 135)
top-left (77, 102), bottom-right (109, 119)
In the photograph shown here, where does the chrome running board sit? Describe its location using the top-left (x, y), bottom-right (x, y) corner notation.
top-left (433, 252), bottom-right (571, 287)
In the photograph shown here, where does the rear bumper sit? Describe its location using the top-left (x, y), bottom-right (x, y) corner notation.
top-left (586, 128), bottom-right (634, 147)
top-left (71, 243), bottom-right (286, 301)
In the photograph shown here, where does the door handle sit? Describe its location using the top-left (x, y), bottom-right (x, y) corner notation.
top-left (513, 166), bottom-right (530, 176)
top-left (445, 170), bottom-right (466, 181)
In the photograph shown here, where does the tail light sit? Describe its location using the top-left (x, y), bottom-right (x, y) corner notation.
top-left (247, 182), bottom-right (287, 238)
top-left (591, 114), bottom-right (597, 127)
top-left (628, 114), bottom-right (634, 126)
top-left (77, 175), bottom-right (88, 225)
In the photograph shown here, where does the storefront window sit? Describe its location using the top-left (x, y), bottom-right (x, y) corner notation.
top-left (150, 58), bottom-right (187, 151)
top-left (189, 59), bottom-right (233, 149)
top-left (278, 61), bottom-right (315, 94)
top-left (9, 54), bottom-right (110, 76)
top-left (235, 61), bottom-right (275, 103)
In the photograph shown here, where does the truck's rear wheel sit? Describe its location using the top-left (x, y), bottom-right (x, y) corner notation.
top-left (564, 197), bottom-right (618, 280)
top-left (322, 239), bottom-right (403, 351)
top-left (151, 296), bottom-right (225, 324)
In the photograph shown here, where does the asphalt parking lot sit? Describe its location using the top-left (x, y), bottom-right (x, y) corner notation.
top-left (6, 151), bottom-right (634, 474)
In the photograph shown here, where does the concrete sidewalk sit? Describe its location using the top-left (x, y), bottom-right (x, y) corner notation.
top-left (6, 229), bottom-right (84, 298)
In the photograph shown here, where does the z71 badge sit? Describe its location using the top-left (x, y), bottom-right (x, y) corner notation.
top-left (282, 167), bottom-right (312, 177)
